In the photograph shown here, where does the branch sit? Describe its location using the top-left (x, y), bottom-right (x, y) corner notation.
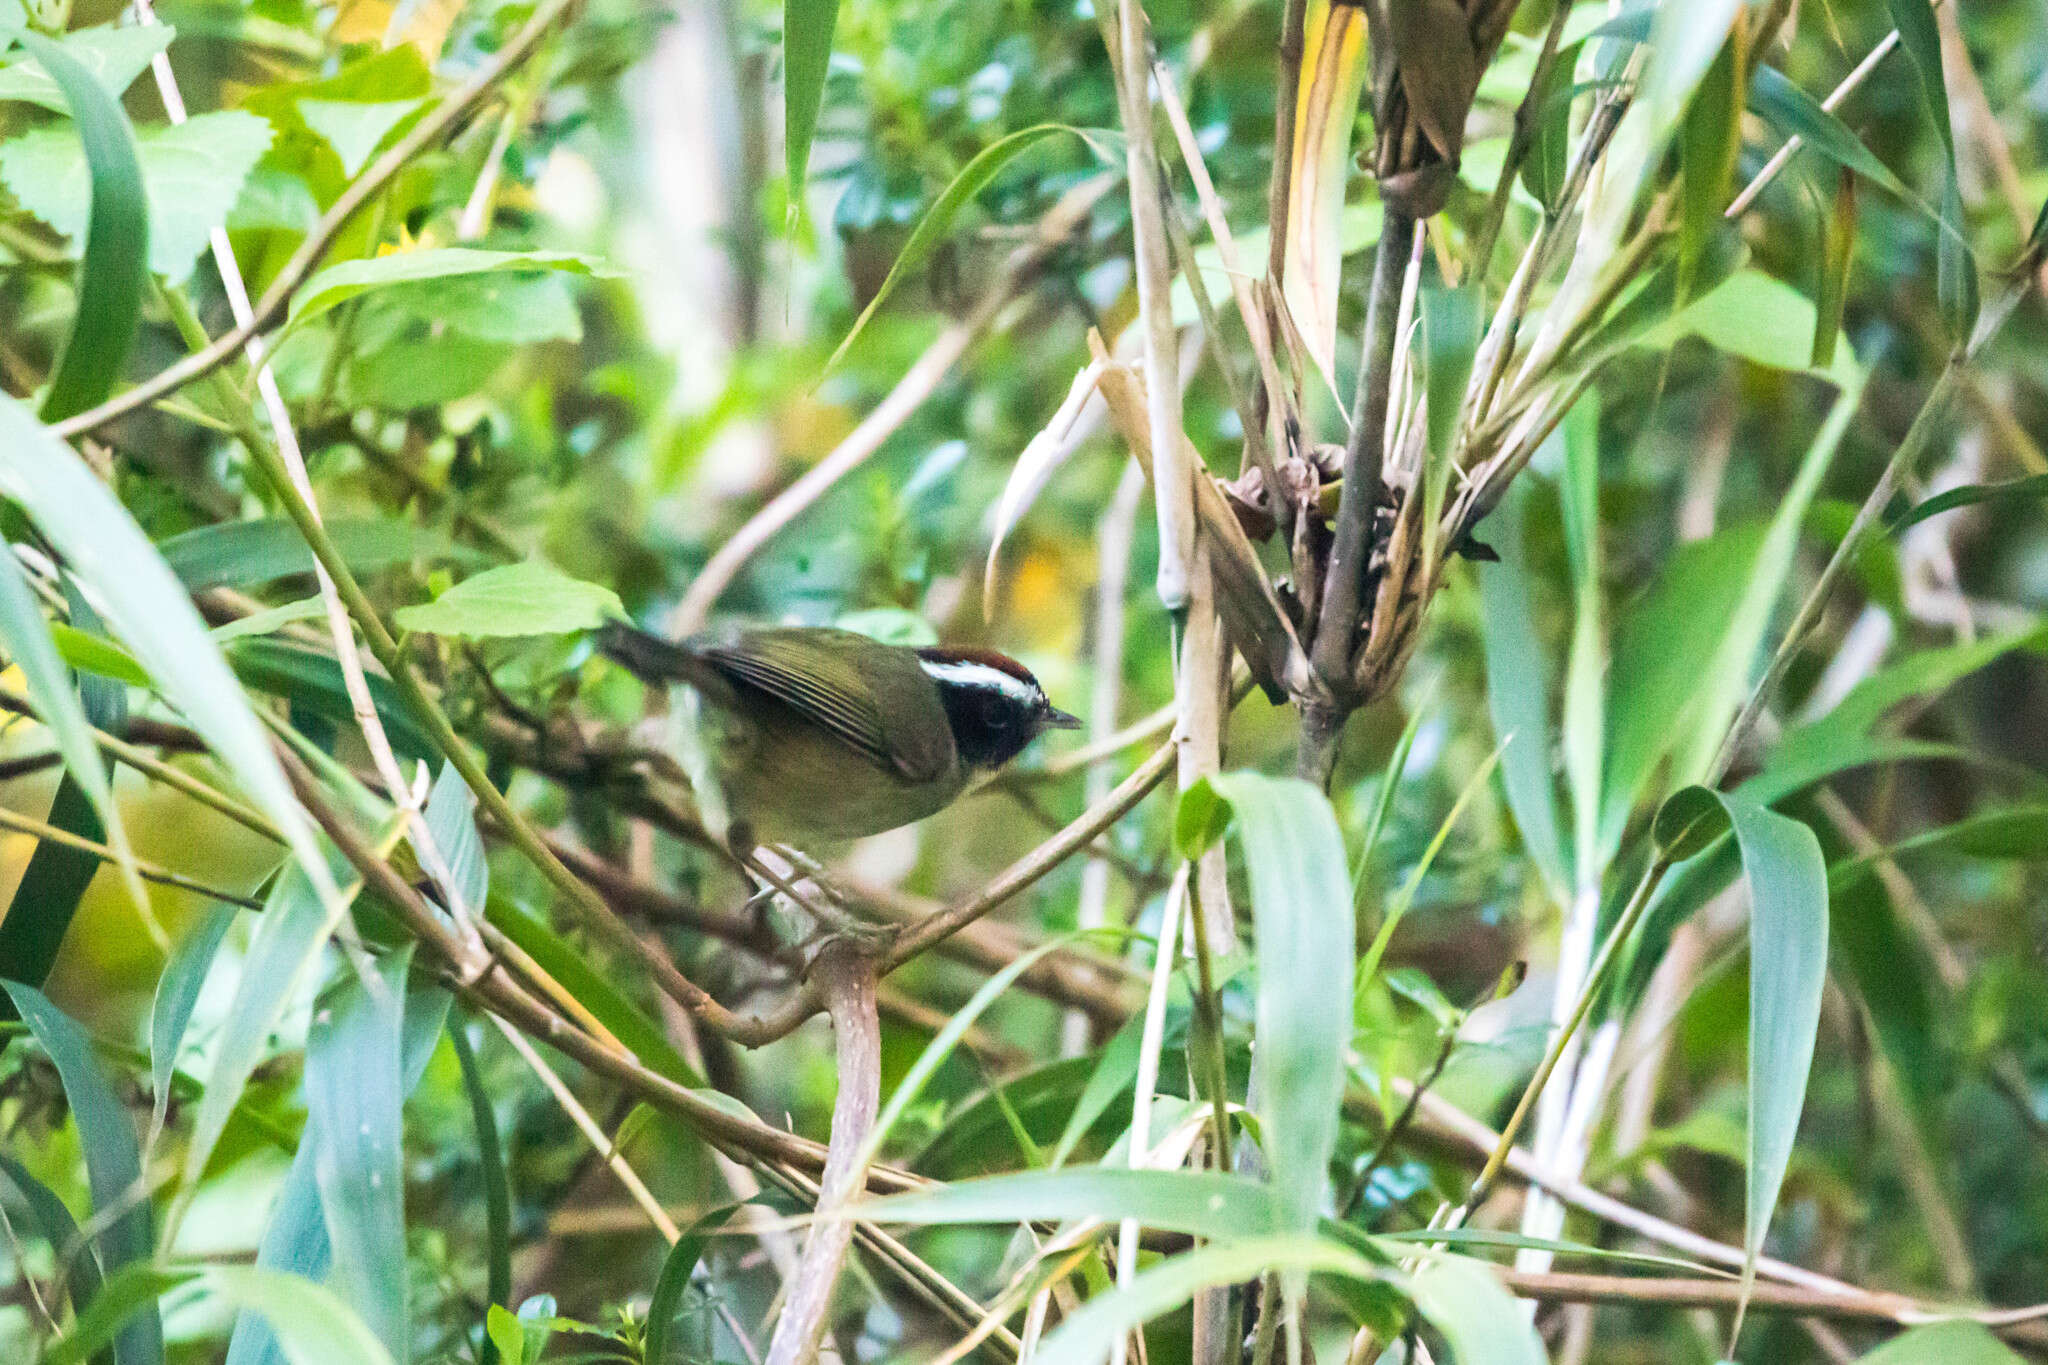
top-left (1497, 1269), bottom-right (2048, 1348)
top-left (887, 739), bottom-right (1177, 968)
top-left (764, 944), bottom-right (882, 1365)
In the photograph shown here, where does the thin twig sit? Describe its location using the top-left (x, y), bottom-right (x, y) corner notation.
top-left (0, 806), bottom-right (263, 909)
top-left (492, 1015), bottom-right (683, 1242)
top-left (886, 739), bottom-right (1177, 967)
top-left (1496, 1269), bottom-right (2048, 1347)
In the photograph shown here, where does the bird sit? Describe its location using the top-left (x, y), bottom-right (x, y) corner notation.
top-left (596, 621), bottom-right (1081, 846)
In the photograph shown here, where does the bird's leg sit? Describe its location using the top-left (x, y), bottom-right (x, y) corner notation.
top-left (736, 842), bottom-right (891, 949)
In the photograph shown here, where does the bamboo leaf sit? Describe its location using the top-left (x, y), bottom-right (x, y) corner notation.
top-left (782, 0), bottom-right (840, 219)
top-left (1883, 0), bottom-right (1979, 341)
top-left (0, 395), bottom-right (337, 910)
top-left (0, 981), bottom-right (163, 1365)
top-left (1478, 483), bottom-right (1571, 900)
top-left (148, 903), bottom-right (239, 1142)
top-left (856, 1168), bottom-right (1285, 1242)
top-left (58, 1265), bottom-right (396, 1365)
top-left (825, 124), bottom-right (1087, 373)
top-left (1813, 170), bottom-right (1856, 370)
top-left (1747, 65), bottom-right (1912, 202)
top-left (15, 31), bottom-right (147, 424)
top-left (1888, 473), bottom-right (2048, 533)
top-left (1679, 27), bottom-right (1745, 289)
top-left (1405, 1254), bottom-right (1547, 1365)
top-left (449, 1020), bottom-right (513, 1360)
top-left (306, 949), bottom-right (413, 1361)
top-left (1182, 772), bottom-right (1351, 1235)
top-left (1854, 1321), bottom-right (2026, 1364)
top-left (644, 1204), bottom-right (744, 1365)
top-left (0, 1151), bottom-right (111, 1364)
top-left (1035, 1236), bottom-right (1383, 1365)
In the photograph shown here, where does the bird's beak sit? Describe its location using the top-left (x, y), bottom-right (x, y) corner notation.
top-left (1044, 706), bottom-right (1084, 731)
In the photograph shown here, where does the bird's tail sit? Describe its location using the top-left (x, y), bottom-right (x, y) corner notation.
top-left (593, 621), bottom-right (721, 690)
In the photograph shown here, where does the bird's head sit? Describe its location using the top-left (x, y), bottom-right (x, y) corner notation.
top-left (916, 647), bottom-right (1081, 771)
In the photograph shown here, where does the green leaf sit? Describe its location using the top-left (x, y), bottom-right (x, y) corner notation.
top-left (1478, 483), bottom-right (1571, 899)
top-left (0, 1151), bottom-right (110, 1363)
top-left (1883, 0), bottom-right (1978, 342)
top-left (1189, 772), bottom-right (1352, 1235)
top-left (372, 271), bottom-right (584, 345)
top-left (1405, 1254), bottom-right (1547, 1365)
top-left (282, 248), bottom-right (615, 345)
top-left (148, 902), bottom-right (239, 1141)
top-left (825, 124), bottom-right (1087, 372)
top-left (448, 1020), bottom-right (512, 1358)
top-left (857, 1168), bottom-right (1285, 1242)
top-left (15, 31), bottom-right (149, 424)
top-left (1420, 281), bottom-right (1482, 458)
top-left (0, 109), bottom-right (271, 281)
top-left (1678, 30), bottom-right (1744, 289)
top-left (229, 638), bottom-right (435, 762)
top-left (306, 950), bottom-right (412, 1361)
top-left (0, 981), bottom-right (163, 1365)
top-left (1640, 0), bottom-right (1744, 128)
top-left (1727, 796), bottom-right (1830, 1312)
top-left (1035, 1236), bottom-right (1384, 1365)
top-left (225, 971), bottom-right (448, 1365)
top-left (1813, 169), bottom-right (1856, 371)
top-left (1048, 1011), bottom-right (1145, 1170)
top-left (1746, 65), bottom-right (1912, 202)
top-left (1645, 269), bottom-right (1857, 377)
top-left (159, 517), bottom-right (484, 591)
top-left (210, 598), bottom-right (328, 645)
top-left (296, 96), bottom-right (422, 177)
top-left (1888, 474), bottom-right (2048, 533)
top-left (1853, 1323), bottom-right (2026, 1364)
top-left (1760, 626), bottom-right (2048, 796)
top-left (393, 561), bottom-right (624, 638)
top-left (1652, 786), bottom-right (1731, 862)
top-left (1598, 523), bottom-right (1766, 858)
top-left (859, 931), bottom-right (1097, 1169)
top-left (58, 1265), bottom-right (397, 1365)
top-left (644, 1204), bottom-right (743, 1365)
top-left (50, 620), bottom-right (151, 687)
top-left (183, 850), bottom-right (364, 1214)
top-left (782, 0), bottom-right (840, 219)
top-left (0, 24), bottom-right (173, 111)
top-left (1557, 395), bottom-right (1604, 882)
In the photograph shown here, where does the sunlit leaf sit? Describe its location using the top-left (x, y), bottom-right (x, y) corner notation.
top-left (0, 108), bottom-right (270, 281)
top-left (0, 24), bottom-right (172, 111)
top-left (393, 560), bottom-right (624, 638)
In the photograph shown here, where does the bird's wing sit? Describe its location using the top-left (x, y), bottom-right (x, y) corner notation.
top-left (697, 631), bottom-right (914, 778)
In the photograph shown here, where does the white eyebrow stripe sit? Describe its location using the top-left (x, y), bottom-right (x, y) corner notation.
top-left (919, 658), bottom-right (1039, 707)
